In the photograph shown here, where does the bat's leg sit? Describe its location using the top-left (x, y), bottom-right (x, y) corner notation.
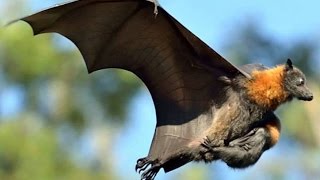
top-left (227, 128), bottom-right (259, 147)
top-left (201, 128), bottom-right (259, 150)
top-left (209, 128), bottom-right (269, 168)
top-left (146, 0), bottom-right (159, 16)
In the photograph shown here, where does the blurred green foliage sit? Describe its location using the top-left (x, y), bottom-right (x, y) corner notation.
top-left (0, 119), bottom-right (117, 180)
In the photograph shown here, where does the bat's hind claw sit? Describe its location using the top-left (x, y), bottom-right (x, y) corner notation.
top-left (141, 164), bottom-right (161, 180)
top-left (136, 157), bottom-right (161, 180)
top-left (202, 136), bottom-right (216, 150)
top-left (136, 157), bottom-right (151, 172)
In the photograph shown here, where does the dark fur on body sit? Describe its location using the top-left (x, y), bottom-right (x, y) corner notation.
top-left (180, 75), bottom-right (276, 165)
top-left (200, 111), bottom-right (280, 168)
top-left (136, 60), bottom-right (313, 180)
top-left (195, 60), bottom-right (312, 165)
top-left (208, 128), bottom-right (271, 168)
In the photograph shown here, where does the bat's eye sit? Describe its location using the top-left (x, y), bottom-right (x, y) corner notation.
top-left (297, 78), bottom-right (305, 86)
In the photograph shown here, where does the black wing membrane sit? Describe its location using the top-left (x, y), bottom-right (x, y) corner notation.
top-left (21, 0), bottom-right (245, 172)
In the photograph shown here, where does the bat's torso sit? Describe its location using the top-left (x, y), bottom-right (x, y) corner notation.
top-left (192, 64), bottom-right (290, 164)
top-left (206, 94), bottom-right (259, 145)
top-left (202, 75), bottom-right (268, 147)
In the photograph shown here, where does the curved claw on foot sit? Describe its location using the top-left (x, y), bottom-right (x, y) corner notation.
top-left (136, 157), bottom-right (152, 173)
top-left (202, 136), bottom-right (216, 150)
top-left (141, 164), bottom-right (161, 180)
top-left (136, 157), bottom-right (161, 180)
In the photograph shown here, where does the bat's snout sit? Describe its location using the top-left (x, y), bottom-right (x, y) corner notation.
top-left (298, 92), bottom-right (313, 101)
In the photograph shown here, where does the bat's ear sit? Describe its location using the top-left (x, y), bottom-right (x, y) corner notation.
top-left (285, 58), bottom-right (293, 71)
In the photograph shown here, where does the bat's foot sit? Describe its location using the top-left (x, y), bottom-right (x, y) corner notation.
top-left (136, 157), bottom-right (152, 173)
top-left (136, 157), bottom-right (161, 180)
top-left (146, 0), bottom-right (159, 16)
top-left (199, 137), bottom-right (221, 162)
top-left (201, 136), bottom-right (216, 150)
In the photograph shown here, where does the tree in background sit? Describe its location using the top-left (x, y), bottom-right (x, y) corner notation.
top-left (1, 1), bottom-right (141, 178)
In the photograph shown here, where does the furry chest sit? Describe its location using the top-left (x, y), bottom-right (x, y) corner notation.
top-left (205, 100), bottom-right (265, 145)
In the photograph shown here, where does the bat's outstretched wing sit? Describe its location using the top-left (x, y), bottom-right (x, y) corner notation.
top-left (20, 0), bottom-right (246, 173)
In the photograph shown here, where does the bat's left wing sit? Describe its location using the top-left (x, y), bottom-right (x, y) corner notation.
top-left (18, 0), bottom-right (249, 178)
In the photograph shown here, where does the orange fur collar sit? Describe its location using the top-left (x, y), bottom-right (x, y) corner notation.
top-left (246, 65), bottom-right (289, 110)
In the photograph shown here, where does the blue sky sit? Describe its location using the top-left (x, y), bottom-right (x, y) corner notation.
top-left (1, 0), bottom-right (320, 179)
top-left (161, 0), bottom-right (320, 52)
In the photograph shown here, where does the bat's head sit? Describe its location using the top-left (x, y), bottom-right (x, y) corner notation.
top-left (244, 59), bottom-right (313, 110)
top-left (283, 59), bottom-right (313, 101)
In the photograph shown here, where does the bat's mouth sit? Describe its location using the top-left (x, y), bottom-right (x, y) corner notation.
top-left (298, 95), bottom-right (313, 101)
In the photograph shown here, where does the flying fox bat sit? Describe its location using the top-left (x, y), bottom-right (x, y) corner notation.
top-left (17, 0), bottom-right (313, 179)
